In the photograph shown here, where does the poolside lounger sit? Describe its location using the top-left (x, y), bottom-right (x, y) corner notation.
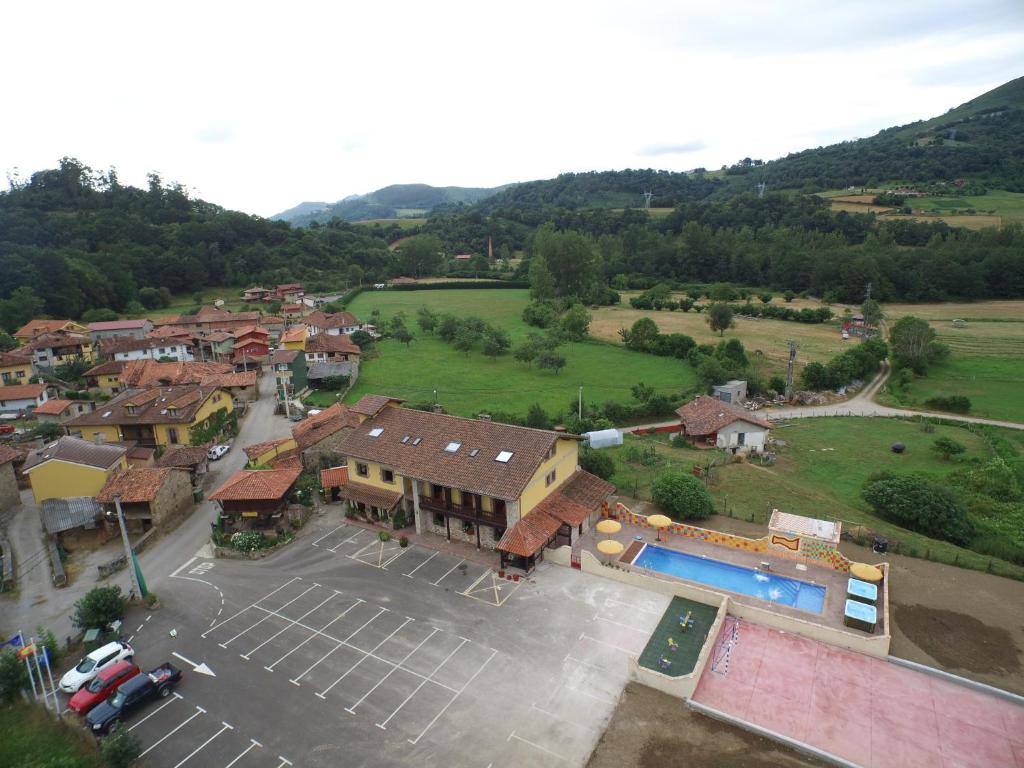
top-left (667, 637), bottom-right (679, 651)
top-left (658, 656), bottom-right (672, 670)
top-left (679, 611), bottom-right (695, 630)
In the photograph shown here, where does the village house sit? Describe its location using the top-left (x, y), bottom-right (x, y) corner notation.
top-left (242, 286), bottom-right (270, 302)
top-left (231, 331), bottom-right (270, 368)
top-left (304, 333), bottom-right (360, 364)
top-left (33, 398), bottom-right (94, 425)
top-left (271, 349), bottom-right (308, 399)
top-left (82, 360), bottom-right (127, 393)
top-left (21, 436), bottom-right (128, 505)
top-left (196, 331), bottom-right (236, 362)
top-left (87, 319), bottom-right (153, 344)
top-left (334, 395), bottom-right (615, 571)
top-left (119, 359), bottom-right (233, 388)
top-left (244, 438), bottom-right (298, 468)
top-left (0, 383), bottom-right (49, 414)
top-left (304, 310), bottom-right (366, 337)
top-left (281, 303), bottom-right (305, 322)
top-left (0, 445), bottom-right (20, 512)
top-left (292, 402), bottom-right (360, 471)
top-left (280, 325), bottom-right (308, 351)
top-left (160, 305), bottom-right (263, 335)
top-left (64, 385), bottom-right (234, 449)
top-left (259, 316), bottom-right (285, 342)
top-left (210, 466), bottom-right (302, 531)
top-left (96, 467), bottom-right (193, 533)
top-left (307, 361), bottom-right (357, 390)
top-left (26, 330), bottom-right (94, 369)
top-left (102, 336), bottom-right (195, 363)
top-left (675, 394), bottom-right (771, 453)
top-left (267, 283), bottom-right (304, 303)
top-left (200, 371), bottom-right (258, 402)
top-left (0, 349), bottom-right (34, 385)
top-left (13, 319), bottom-right (88, 345)
top-left (155, 444), bottom-right (210, 482)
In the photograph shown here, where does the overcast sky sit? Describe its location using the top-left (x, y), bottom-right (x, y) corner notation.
top-left (4, 1), bottom-right (1023, 217)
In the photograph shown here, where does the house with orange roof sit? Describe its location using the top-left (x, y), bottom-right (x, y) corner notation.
top-left (13, 319), bottom-right (87, 344)
top-left (675, 395), bottom-right (771, 453)
top-left (33, 398), bottom-right (94, 424)
top-left (280, 325), bottom-right (308, 352)
top-left (0, 349), bottom-right (34, 385)
top-left (25, 330), bottom-right (94, 368)
top-left (210, 466), bottom-right (302, 531)
top-left (0, 383), bottom-right (49, 414)
top-left (96, 466), bottom-right (193, 533)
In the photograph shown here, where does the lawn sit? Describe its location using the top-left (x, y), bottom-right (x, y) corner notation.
top-left (0, 701), bottom-right (99, 768)
top-left (353, 218), bottom-right (427, 229)
top-left (883, 356), bottom-right (1024, 423)
top-left (344, 289), bottom-right (697, 418)
top-left (637, 596), bottom-right (718, 677)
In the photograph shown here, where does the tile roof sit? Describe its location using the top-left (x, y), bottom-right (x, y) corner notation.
top-left (232, 338), bottom-right (270, 350)
top-left (155, 445), bottom-right (210, 468)
top-left (39, 497), bottom-right (103, 534)
top-left (496, 509), bottom-right (561, 557)
top-left (84, 360), bottom-right (126, 377)
top-left (0, 349), bottom-right (33, 366)
top-left (0, 445), bottom-right (21, 466)
top-left (96, 467), bottom-right (182, 503)
top-left (282, 303), bottom-right (304, 313)
top-left (271, 349), bottom-right (299, 364)
top-left (199, 371), bottom-right (258, 389)
top-left (268, 451), bottom-right (301, 469)
top-left (261, 315), bottom-right (284, 325)
top-left (204, 331), bottom-right (235, 342)
top-left (244, 286), bottom-right (269, 293)
top-left (65, 385), bottom-right (225, 427)
top-left (15, 319), bottom-right (75, 338)
top-left (337, 479), bottom-right (402, 511)
top-left (320, 466), bottom-right (348, 488)
top-left (307, 361), bottom-right (356, 380)
top-left (148, 325), bottom-right (193, 338)
top-left (350, 394), bottom-right (402, 417)
top-left (22, 436), bottom-right (127, 472)
top-left (32, 398), bottom-right (74, 416)
top-left (306, 310), bottom-right (360, 330)
top-left (244, 438), bottom-right (294, 462)
top-left (233, 325), bottom-right (269, 339)
top-left (306, 333), bottom-right (360, 355)
top-left (102, 336), bottom-right (193, 356)
top-left (88, 320), bottom-right (150, 331)
top-left (531, 471), bottom-right (615, 527)
top-left (280, 326), bottom-right (308, 344)
top-left (164, 309), bottom-right (263, 327)
top-left (340, 400), bottom-right (581, 500)
top-left (25, 331), bottom-right (91, 351)
top-left (121, 360), bottom-right (234, 388)
top-left (209, 467), bottom-right (302, 501)
top-left (675, 395), bottom-right (771, 435)
top-left (292, 403), bottom-right (360, 451)
top-left (0, 383), bottom-right (46, 400)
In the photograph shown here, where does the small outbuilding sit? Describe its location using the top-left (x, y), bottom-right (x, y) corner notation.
top-left (675, 395), bottom-right (771, 453)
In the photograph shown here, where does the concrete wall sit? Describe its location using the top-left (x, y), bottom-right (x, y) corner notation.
top-left (716, 421), bottom-right (767, 452)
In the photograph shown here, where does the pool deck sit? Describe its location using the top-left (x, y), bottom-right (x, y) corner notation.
top-left (581, 518), bottom-right (885, 636)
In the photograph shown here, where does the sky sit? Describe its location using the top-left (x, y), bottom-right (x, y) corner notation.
top-left (4, 1), bottom-right (1023, 217)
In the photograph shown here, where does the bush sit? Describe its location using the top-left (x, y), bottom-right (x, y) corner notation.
top-left (861, 474), bottom-right (974, 546)
top-left (229, 531), bottom-right (266, 551)
top-left (579, 446), bottom-right (615, 480)
top-left (522, 300), bottom-right (559, 328)
top-left (399, 536), bottom-right (409, 548)
top-left (392, 508), bottom-right (407, 529)
top-left (932, 437), bottom-right (966, 461)
top-left (768, 376), bottom-right (786, 393)
top-left (100, 726), bottom-right (142, 768)
top-left (378, 531), bottom-right (392, 542)
top-left (72, 586), bottom-right (126, 630)
top-left (0, 649), bottom-right (28, 703)
top-left (651, 470), bottom-right (714, 521)
top-left (925, 395), bottom-right (971, 413)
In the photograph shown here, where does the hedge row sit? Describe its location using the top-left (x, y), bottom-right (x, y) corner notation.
top-left (388, 280), bottom-right (529, 291)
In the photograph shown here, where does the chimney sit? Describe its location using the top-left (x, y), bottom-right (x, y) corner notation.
top-left (431, 404), bottom-right (444, 414)
top-left (554, 425), bottom-right (566, 433)
top-left (478, 413), bottom-right (491, 421)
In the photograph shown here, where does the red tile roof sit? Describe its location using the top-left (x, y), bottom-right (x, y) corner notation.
top-left (496, 509), bottom-right (561, 557)
top-left (0, 349), bottom-right (34, 366)
top-left (0, 383), bottom-right (46, 400)
top-left (14, 319), bottom-right (75, 338)
top-left (271, 349), bottom-right (299, 364)
top-left (22, 437), bottom-right (126, 472)
top-left (155, 445), bottom-right (210, 468)
top-left (209, 467), bottom-right (302, 502)
top-left (0, 445), bottom-right (21, 466)
top-left (337, 479), bottom-right (403, 511)
top-left (530, 471), bottom-right (614, 527)
top-left (292, 403), bottom-right (360, 451)
top-left (320, 466), bottom-right (349, 488)
top-left (96, 467), bottom-right (183, 503)
top-left (305, 333), bottom-right (360, 355)
top-left (199, 371), bottom-right (258, 389)
top-left (306, 310), bottom-right (360, 330)
top-left (349, 394), bottom-right (403, 417)
top-left (65, 385), bottom-right (225, 427)
top-left (675, 395), bottom-right (771, 435)
top-left (32, 398), bottom-right (74, 416)
top-left (121, 360), bottom-right (233, 387)
top-left (244, 438), bottom-right (294, 462)
top-left (84, 360), bottom-right (126, 377)
top-left (88, 320), bottom-right (150, 331)
top-left (280, 326), bottom-right (307, 344)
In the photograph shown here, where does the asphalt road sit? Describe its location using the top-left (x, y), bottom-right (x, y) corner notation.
top-left (56, 509), bottom-right (670, 768)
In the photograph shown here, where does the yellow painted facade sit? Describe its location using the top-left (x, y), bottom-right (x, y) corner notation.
top-left (346, 459), bottom-right (400, 491)
top-left (27, 456), bottom-right (128, 505)
top-left (250, 437), bottom-right (298, 466)
top-left (518, 437), bottom-right (580, 516)
top-left (52, 344), bottom-right (94, 364)
top-left (281, 327), bottom-right (308, 351)
top-left (0, 360), bottom-right (33, 385)
top-left (95, 373), bottom-right (122, 392)
top-left (70, 390), bottom-right (234, 448)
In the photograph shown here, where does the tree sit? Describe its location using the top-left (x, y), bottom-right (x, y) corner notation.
top-left (525, 403), bottom-right (552, 430)
top-left (398, 235), bottom-right (443, 277)
top-left (889, 315), bottom-right (940, 374)
top-left (783, 291), bottom-right (796, 302)
top-left (932, 437), bottom-right (966, 461)
top-left (759, 293), bottom-right (773, 304)
top-left (0, 332), bottom-right (16, 352)
top-left (800, 361), bottom-right (833, 390)
top-left (706, 303), bottom-right (734, 336)
top-left (579, 446), bottom-right (615, 480)
top-left (124, 300), bottom-right (145, 316)
top-left (537, 350), bottom-right (566, 375)
top-left (514, 334), bottom-right (544, 366)
top-left (528, 255), bottom-right (556, 300)
top-left (0, 649), bottom-right (28, 703)
top-left (416, 306), bottom-right (438, 333)
top-left (33, 422), bottom-right (64, 441)
top-left (651, 470), bottom-right (714, 521)
top-left (391, 325), bottom-right (413, 346)
top-left (625, 317), bottom-right (659, 351)
top-left (482, 327), bottom-right (511, 358)
top-left (861, 297), bottom-right (883, 326)
top-left (532, 224), bottom-right (601, 298)
top-left (348, 264), bottom-right (364, 287)
top-left (453, 326), bottom-right (478, 355)
top-left (862, 474), bottom-right (974, 545)
top-left (631, 382), bottom-right (655, 403)
top-left (0, 286), bottom-right (45, 333)
top-left (522, 300), bottom-right (559, 328)
top-left (72, 585), bottom-right (126, 630)
top-left (81, 308), bottom-right (119, 322)
top-left (559, 304), bottom-right (591, 342)
top-left (101, 727), bottom-right (142, 768)
top-left (350, 330), bottom-right (374, 349)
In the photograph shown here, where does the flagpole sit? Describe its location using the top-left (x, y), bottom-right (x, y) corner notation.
top-left (42, 647), bottom-right (60, 714)
top-left (18, 630), bottom-right (40, 702)
top-left (31, 639), bottom-right (52, 712)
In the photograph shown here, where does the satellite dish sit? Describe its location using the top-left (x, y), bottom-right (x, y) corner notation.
top-left (214, 299), bottom-right (225, 307)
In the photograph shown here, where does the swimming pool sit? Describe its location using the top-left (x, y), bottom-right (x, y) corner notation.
top-left (633, 544), bottom-right (826, 613)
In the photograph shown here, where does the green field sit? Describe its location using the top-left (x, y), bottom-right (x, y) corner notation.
top-left (0, 702), bottom-right (99, 768)
top-left (605, 417), bottom-right (1024, 579)
top-left (352, 218), bottom-right (427, 229)
top-left (344, 289), bottom-right (696, 418)
top-left (885, 356), bottom-right (1024, 423)
top-left (913, 190), bottom-right (1024, 223)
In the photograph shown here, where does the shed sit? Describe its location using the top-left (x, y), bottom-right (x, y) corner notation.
top-left (712, 379), bottom-right (747, 404)
top-left (583, 429), bottom-right (623, 449)
top-left (40, 497), bottom-right (104, 535)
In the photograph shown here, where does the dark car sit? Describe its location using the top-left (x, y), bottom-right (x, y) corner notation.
top-left (86, 663), bottom-right (182, 734)
top-left (68, 660), bottom-right (140, 715)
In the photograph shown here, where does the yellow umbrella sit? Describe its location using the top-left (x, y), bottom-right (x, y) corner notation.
top-left (850, 563), bottom-right (883, 583)
top-left (596, 519), bottom-right (622, 534)
top-left (647, 514), bottom-right (672, 541)
top-left (597, 539), bottom-right (625, 562)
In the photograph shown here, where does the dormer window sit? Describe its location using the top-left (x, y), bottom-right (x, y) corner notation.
top-left (469, 448), bottom-right (480, 458)
top-left (411, 437), bottom-right (422, 446)
top-left (444, 441), bottom-right (461, 453)
top-left (400, 435), bottom-right (410, 444)
top-left (368, 427), bottom-right (384, 438)
top-left (125, 405), bottom-right (137, 415)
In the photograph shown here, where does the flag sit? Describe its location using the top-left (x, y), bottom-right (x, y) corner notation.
top-left (40, 647), bottom-right (51, 668)
top-left (16, 642), bottom-right (37, 659)
top-left (2, 633), bottom-right (24, 648)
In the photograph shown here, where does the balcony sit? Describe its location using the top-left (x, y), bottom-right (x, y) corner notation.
top-left (418, 496), bottom-right (506, 527)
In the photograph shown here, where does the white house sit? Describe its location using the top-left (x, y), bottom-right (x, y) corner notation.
top-left (305, 310), bottom-right (363, 337)
top-left (675, 395), bottom-right (771, 453)
top-left (0, 383), bottom-right (49, 414)
top-left (105, 337), bottom-right (195, 363)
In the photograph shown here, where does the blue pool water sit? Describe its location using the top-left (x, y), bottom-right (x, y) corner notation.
top-left (633, 544), bottom-right (826, 613)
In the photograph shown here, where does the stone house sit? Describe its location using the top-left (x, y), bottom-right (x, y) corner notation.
top-left (96, 467), bottom-right (193, 533)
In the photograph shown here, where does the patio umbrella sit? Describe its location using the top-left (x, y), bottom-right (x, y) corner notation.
top-left (597, 538), bottom-right (625, 563)
top-left (647, 514), bottom-right (672, 541)
top-left (850, 563), bottom-right (883, 583)
top-left (596, 519), bottom-right (622, 535)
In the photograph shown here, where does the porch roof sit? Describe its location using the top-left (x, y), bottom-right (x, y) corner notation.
top-left (338, 480), bottom-right (402, 512)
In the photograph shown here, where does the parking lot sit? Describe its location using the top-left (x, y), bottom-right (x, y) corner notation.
top-left (91, 512), bottom-right (670, 767)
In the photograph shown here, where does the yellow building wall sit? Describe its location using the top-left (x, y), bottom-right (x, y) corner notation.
top-left (28, 456), bottom-right (128, 505)
top-left (282, 335), bottom-right (307, 351)
top-left (72, 424), bottom-right (122, 444)
top-left (346, 458), bottom-right (402, 491)
top-left (0, 362), bottom-right (33, 383)
top-left (424, 483), bottom-right (493, 511)
top-left (153, 389), bottom-right (234, 446)
top-left (518, 437), bottom-right (580, 517)
top-left (98, 374), bottom-right (121, 391)
top-left (251, 438), bottom-right (298, 466)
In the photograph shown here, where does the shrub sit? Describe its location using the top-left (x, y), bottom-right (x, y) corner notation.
top-left (392, 508), bottom-right (407, 529)
top-left (932, 437), bottom-right (966, 461)
top-left (522, 300), bottom-right (559, 328)
top-left (230, 531), bottom-right (266, 551)
top-left (579, 446), bottom-right (615, 480)
top-left (399, 536), bottom-right (409, 548)
top-left (861, 474), bottom-right (974, 546)
top-left (651, 470), bottom-right (714, 521)
top-left (0, 649), bottom-right (28, 703)
top-left (101, 726), bottom-right (142, 768)
top-left (72, 586), bottom-right (126, 630)
top-left (925, 395), bottom-right (971, 414)
top-left (768, 376), bottom-right (786, 393)
top-left (378, 531), bottom-right (392, 542)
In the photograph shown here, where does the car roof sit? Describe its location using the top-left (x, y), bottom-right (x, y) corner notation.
top-left (119, 674), bottom-right (151, 693)
top-left (88, 641), bottom-right (125, 660)
top-left (97, 660), bottom-right (134, 681)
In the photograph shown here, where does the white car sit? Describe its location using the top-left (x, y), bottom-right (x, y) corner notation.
top-left (59, 640), bottom-right (134, 693)
top-left (207, 444), bottom-right (230, 461)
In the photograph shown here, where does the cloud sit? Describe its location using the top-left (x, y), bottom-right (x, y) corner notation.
top-left (911, 53), bottom-right (1024, 88)
top-left (194, 123), bottom-right (234, 143)
top-left (637, 141), bottom-right (706, 156)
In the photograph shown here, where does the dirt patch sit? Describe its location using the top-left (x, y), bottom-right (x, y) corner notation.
top-left (894, 603), bottom-right (1021, 676)
top-left (587, 683), bottom-right (826, 768)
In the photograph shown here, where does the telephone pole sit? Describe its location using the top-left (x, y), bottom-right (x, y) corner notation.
top-left (113, 494), bottom-right (144, 599)
top-left (785, 340), bottom-right (797, 400)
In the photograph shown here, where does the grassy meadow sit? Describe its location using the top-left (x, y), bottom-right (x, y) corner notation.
top-left (343, 289), bottom-right (696, 418)
top-left (607, 417), bottom-right (1024, 579)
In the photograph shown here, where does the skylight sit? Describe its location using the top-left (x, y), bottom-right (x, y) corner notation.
top-left (444, 441), bottom-right (462, 453)
top-left (469, 448), bottom-right (480, 458)
top-left (411, 437), bottom-right (422, 446)
top-left (496, 450), bottom-right (513, 463)
top-left (400, 435), bottom-right (410, 444)
top-left (368, 427), bottom-right (384, 437)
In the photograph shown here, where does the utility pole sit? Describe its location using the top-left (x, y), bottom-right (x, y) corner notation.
top-left (578, 386), bottom-right (583, 419)
top-left (113, 494), bottom-right (144, 600)
top-left (642, 190), bottom-right (653, 210)
top-left (785, 340), bottom-right (797, 400)
top-left (280, 377), bottom-right (291, 419)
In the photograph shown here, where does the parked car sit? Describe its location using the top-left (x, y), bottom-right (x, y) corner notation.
top-left (59, 640), bottom-right (134, 693)
top-left (207, 444), bottom-right (230, 461)
top-left (67, 660), bottom-right (140, 714)
top-left (86, 663), bottom-right (182, 734)
top-left (289, 412), bottom-right (304, 422)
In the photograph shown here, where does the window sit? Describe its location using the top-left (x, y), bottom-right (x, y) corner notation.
top-left (93, 432), bottom-right (106, 444)
top-left (496, 451), bottom-right (513, 463)
top-left (545, 469), bottom-right (557, 487)
top-left (125, 405), bottom-right (136, 415)
top-left (411, 437), bottom-right (422, 446)
top-left (546, 444), bottom-right (556, 460)
top-left (15, 371), bottom-right (24, 378)
top-left (444, 441), bottom-right (461, 453)
top-left (462, 521), bottom-right (475, 535)
top-left (381, 468), bottom-right (394, 483)
top-left (468, 448), bottom-right (480, 457)
top-left (167, 428), bottom-right (179, 444)
top-left (432, 513), bottom-right (445, 527)
top-left (159, 348), bottom-right (166, 355)
top-left (368, 427), bottom-right (384, 438)
top-left (356, 462), bottom-right (368, 477)
top-left (400, 435), bottom-right (410, 444)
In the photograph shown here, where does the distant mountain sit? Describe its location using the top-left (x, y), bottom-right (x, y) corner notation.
top-left (276, 183), bottom-right (510, 226)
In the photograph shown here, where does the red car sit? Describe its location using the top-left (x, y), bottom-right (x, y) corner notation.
top-left (68, 660), bottom-right (140, 714)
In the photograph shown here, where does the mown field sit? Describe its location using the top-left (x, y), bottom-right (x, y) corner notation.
top-left (819, 187), bottom-right (1024, 228)
top-left (607, 417), bottom-right (1024, 579)
top-left (353, 217), bottom-right (427, 229)
top-left (343, 289), bottom-right (696, 418)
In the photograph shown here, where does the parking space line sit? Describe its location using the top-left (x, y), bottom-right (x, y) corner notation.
top-left (377, 636), bottom-right (468, 729)
top-left (403, 549), bottom-right (437, 577)
top-left (316, 617), bottom-right (414, 699)
top-left (461, 569), bottom-right (490, 597)
top-left (242, 588), bottom-right (340, 660)
top-left (289, 607), bottom-right (387, 685)
top-left (507, 729), bottom-right (569, 762)
top-left (128, 692), bottom-right (182, 731)
top-left (560, 681), bottom-right (616, 705)
top-left (408, 648), bottom-right (497, 745)
top-left (604, 597), bottom-right (663, 615)
top-left (349, 540), bottom-right (378, 561)
top-left (433, 558), bottom-right (465, 586)
top-left (330, 529), bottom-right (365, 552)
top-left (564, 655), bottom-right (614, 673)
top-left (312, 524), bottom-right (347, 547)
top-left (461, 570), bottom-right (522, 607)
top-left (593, 614), bottom-right (653, 634)
top-left (219, 584), bottom-right (318, 648)
top-left (202, 577), bottom-right (301, 638)
top-left (579, 632), bottom-right (635, 655)
top-left (223, 739), bottom-right (261, 768)
top-left (266, 598), bottom-right (364, 671)
top-left (531, 703), bottom-right (598, 732)
top-left (139, 706), bottom-right (205, 757)
top-left (276, 758), bottom-right (293, 768)
top-left (381, 547), bottom-right (409, 568)
top-left (172, 721), bottom-right (233, 768)
top-left (346, 627), bottom-right (439, 714)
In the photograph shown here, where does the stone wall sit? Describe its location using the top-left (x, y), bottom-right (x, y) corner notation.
top-left (418, 509), bottom-right (501, 549)
top-left (152, 469), bottom-right (193, 528)
top-left (0, 462), bottom-right (18, 513)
